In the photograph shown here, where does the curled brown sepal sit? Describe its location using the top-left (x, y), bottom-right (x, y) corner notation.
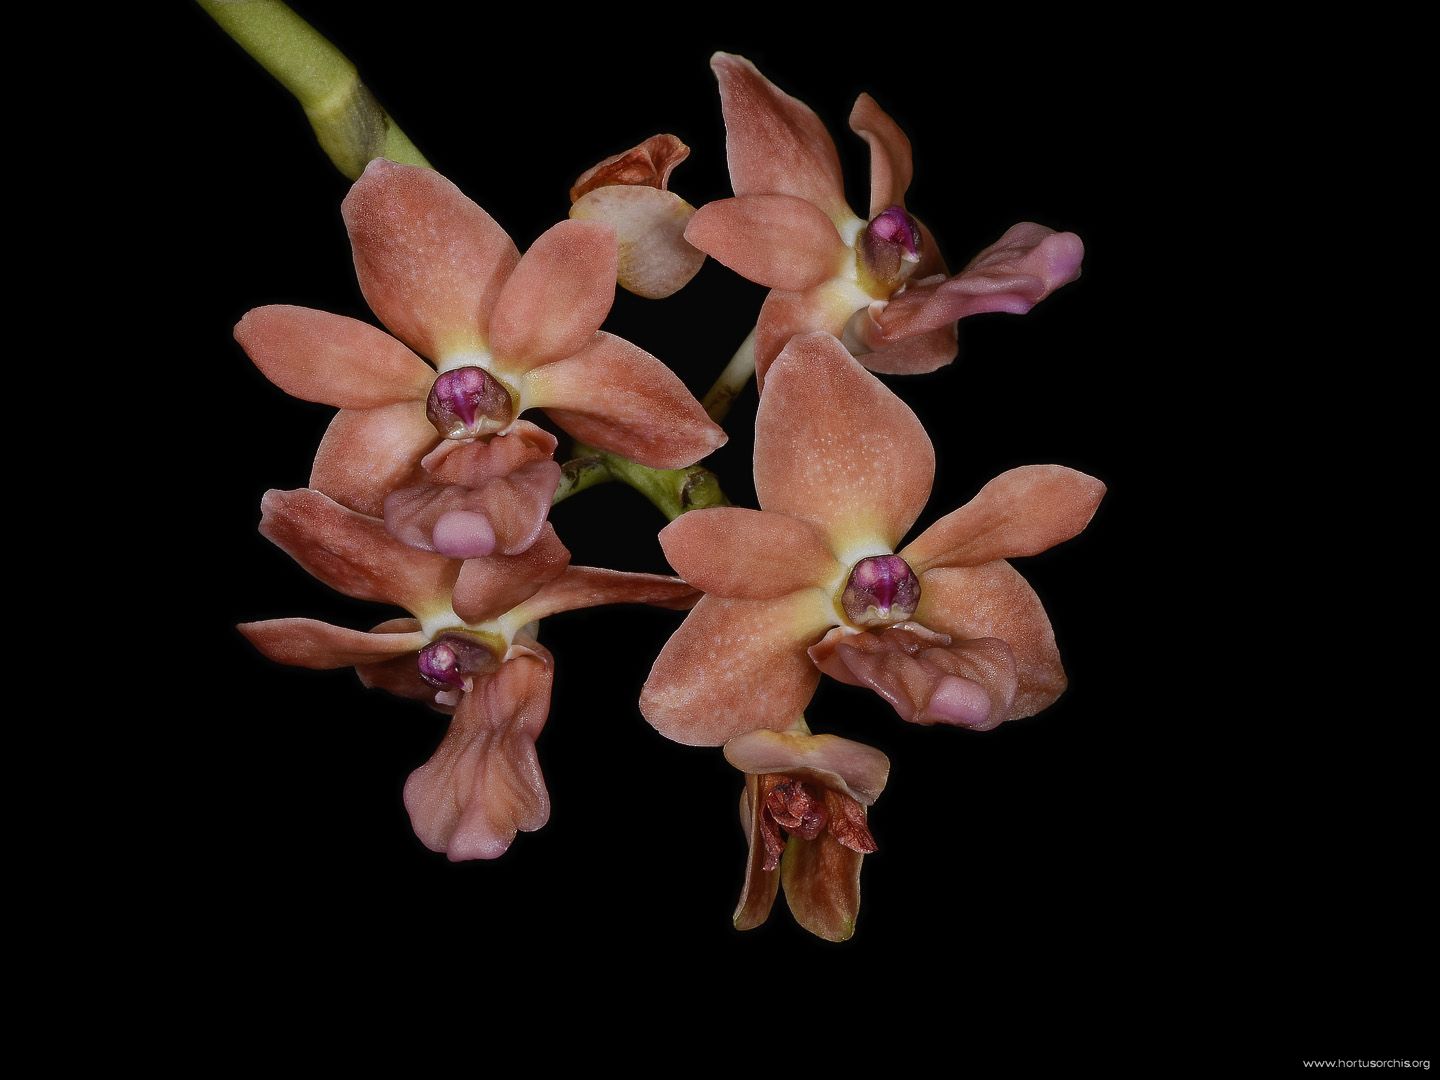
top-left (569, 134), bottom-right (705, 299)
top-left (725, 729), bottom-right (889, 942)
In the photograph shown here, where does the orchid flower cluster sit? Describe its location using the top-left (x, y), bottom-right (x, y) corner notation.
top-left (234, 46), bottom-right (1103, 941)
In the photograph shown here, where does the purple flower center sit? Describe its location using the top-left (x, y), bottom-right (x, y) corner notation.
top-left (841, 554), bottom-right (920, 627)
top-left (417, 632), bottom-right (501, 691)
top-left (426, 366), bottom-right (514, 439)
top-left (857, 205), bottom-right (922, 294)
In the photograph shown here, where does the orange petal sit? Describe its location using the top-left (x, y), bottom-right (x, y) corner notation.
top-left (711, 53), bottom-right (850, 222)
top-left (570, 186), bottom-right (705, 299)
top-left (916, 562), bottom-right (1068, 721)
top-left (755, 333), bottom-right (934, 552)
top-left (237, 617), bottom-right (426, 669)
top-left (658, 507), bottom-right (837, 599)
top-left (724, 730), bottom-right (889, 805)
top-left (450, 525), bottom-right (570, 625)
top-left (754, 280), bottom-right (864, 387)
top-left (308, 401), bottom-right (437, 519)
top-left (903, 466), bottom-right (1106, 573)
top-left (853, 321), bottom-right (958, 376)
top-left (488, 220), bottom-right (618, 375)
top-left (849, 93), bottom-right (914, 217)
top-left (685, 195), bottom-right (845, 291)
top-left (342, 160), bottom-right (519, 359)
top-left (403, 651), bottom-right (553, 861)
top-left (514, 566), bottom-right (698, 623)
top-left (640, 590), bottom-right (835, 746)
top-left (236, 305), bottom-right (434, 408)
top-left (258, 488), bottom-right (459, 615)
top-left (523, 332), bottom-right (726, 469)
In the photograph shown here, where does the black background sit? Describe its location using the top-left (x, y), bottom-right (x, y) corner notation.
top-left (151, 2), bottom-right (1424, 1054)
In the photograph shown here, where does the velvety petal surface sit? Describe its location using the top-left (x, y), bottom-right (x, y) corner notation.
top-left (488, 220), bottom-right (618, 374)
top-left (658, 508), bottom-right (838, 600)
top-left (711, 53), bottom-right (850, 221)
top-left (685, 195), bottom-right (845, 291)
top-left (309, 401), bottom-right (437, 519)
top-left (640, 590), bottom-right (837, 746)
top-left (259, 488), bottom-right (458, 616)
top-left (903, 466), bottom-right (1106, 573)
top-left (849, 93), bottom-right (914, 216)
top-left (237, 617), bottom-right (427, 669)
top-left (513, 566), bottom-right (698, 623)
top-left (872, 223), bottom-right (1085, 340)
top-left (236, 305), bottom-right (435, 408)
top-left (450, 525), bottom-right (570, 625)
top-left (855, 322), bottom-right (959, 375)
top-left (781, 832), bottom-right (865, 942)
top-left (755, 333), bottom-right (935, 552)
top-left (724, 730), bottom-right (890, 805)
top-left (916, 562), bottom-right (1067, 721)
top-left (523, 332), bottom-right (726, 468)
top-left (754, 280), bottom-right (868, 386)
top-left (342, 160), bottom-right (519, 359)
top-left (403, 651), bottom-right (554, 860)
top-left (352, 618), bottom-right (441, 704)
top-left (570, 186), bottom-right (705, 299)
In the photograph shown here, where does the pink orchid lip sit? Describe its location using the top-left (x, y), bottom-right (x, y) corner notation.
top-left (868, 206), bottom-right (920, 261)
top-left (425, 366), bottom-right (515, 439)
top-left (841, 554), bottom-right (921, 627)
top-left (417, 631), bottom-right (502, 692)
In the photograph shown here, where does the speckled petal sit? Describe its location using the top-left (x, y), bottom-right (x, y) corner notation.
top-left (258, 487), bottom-right (458, 616)
top-left (523, 332), bottom-right (726, 469)
top-left (903, 466), bottom-right (1106, 573)
top-left (755, 333), bottom-right (935, 553)
top-left (450, 525), bottom-right (570, 625)
top-left (488, 220), bottom-right (618, 375)
top-left (640, 590), bottom-right (836, 746)
top-left (342, 160), bottom-right (519, 359)
top-left (236, 305), bottom-right (435, 408)
top-left (711, 53), bottom-right (850, 221)
top-left (685, 195), bottom-right (846, 291)
top-left (309, 401), bottom-right (437, 519)
top-left (754, 280), bottom-right (865, 387)
top-left (658, 508), bottom-right (838, 600)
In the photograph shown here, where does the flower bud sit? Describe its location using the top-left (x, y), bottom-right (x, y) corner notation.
top-left (426, 367), bottom-right (514, 439)
top-left (841, 554), bottom-right (920, 627)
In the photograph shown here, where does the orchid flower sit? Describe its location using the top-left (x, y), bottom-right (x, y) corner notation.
top-left (685, 54), bottom-right (1084, 385)
top-left (569, 134), bottom-right (706, 299)
top-left (237, 159), bottom-right (725, 524)
top-left (640, 333), bottom-right (1105, 745)
top-left (726, 728), bottom-right (888, 942)
top-left (239, 487), bottom-right (695, 859)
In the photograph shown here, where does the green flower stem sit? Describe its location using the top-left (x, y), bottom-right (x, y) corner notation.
top-left (702, 328), bottom-right (757, 422)
top-left (553, 446), bottom-right (728, 520)
top-left (198, 0), bottom-right (430, 179)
